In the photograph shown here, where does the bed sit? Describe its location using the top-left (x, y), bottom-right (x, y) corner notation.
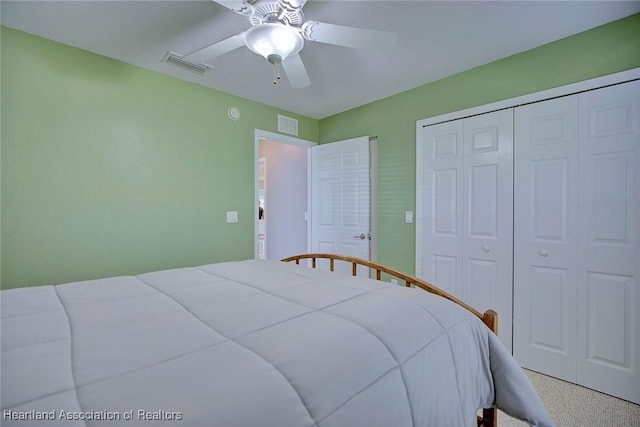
top-left (1, 253), bottom-right (553, 426)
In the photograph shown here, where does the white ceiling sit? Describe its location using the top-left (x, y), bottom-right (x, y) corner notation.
top-left (3, 1), bottom-right (639, 119)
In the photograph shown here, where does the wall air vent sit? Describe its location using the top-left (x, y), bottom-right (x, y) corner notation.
top-left (278, 114), bottom-right (299, 136)
top-left (162, 51), bottom-right (211, 75)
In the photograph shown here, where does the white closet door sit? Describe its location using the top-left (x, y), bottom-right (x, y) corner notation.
top-left (419, 120), bottom-right (464, 297)
top-left (419, 110), bottom-right (513, 350)
top-left (513, 96), bottom-right (579, 382)
top-left (577, 80), bottom-right (640, 404)
top-left (462, 110), bottom-right (514, 351)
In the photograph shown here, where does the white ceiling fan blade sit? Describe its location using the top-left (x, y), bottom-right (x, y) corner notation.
top-left (281, 53), bottom-right (311, 89)
top-left (301, 21), bottom-right (397, 51)
top-left (183, 33), bottom-right (246, 65)
top-left (211, 0), bottom-right (256, 16)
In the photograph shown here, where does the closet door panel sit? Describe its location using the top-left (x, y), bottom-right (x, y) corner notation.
top-left (463, 110), bottom-right (513, 350)
top-left (420, 120), bottom-right (464, 297)
top-left (577, 80), bottom-right (640, 404)
top-left (419, 109), bottom-right (513, 350)
top-left (513, 95), bottom-right (579, 381)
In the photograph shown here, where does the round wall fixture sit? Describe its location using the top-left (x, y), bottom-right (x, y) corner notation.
top-left (227, 107), bottom-right (240, 121)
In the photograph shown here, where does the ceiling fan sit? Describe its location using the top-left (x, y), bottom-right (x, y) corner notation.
top-left (175, 0), bottom-right (397, 88)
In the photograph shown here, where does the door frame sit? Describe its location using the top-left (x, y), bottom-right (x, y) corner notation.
top-left (254, 129), bottom-right (316, 260)
top-left (254, 130), bottom-right (378, 263)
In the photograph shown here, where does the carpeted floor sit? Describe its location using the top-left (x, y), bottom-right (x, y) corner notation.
top-left (497, 370), bottom-right (640, 426)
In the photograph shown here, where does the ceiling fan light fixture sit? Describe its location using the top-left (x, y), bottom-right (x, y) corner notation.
top-left (244, 23), bottom-right (304, 61)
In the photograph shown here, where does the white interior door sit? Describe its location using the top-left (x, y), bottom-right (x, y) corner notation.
top-left (577, 80), bottom-right (640, 404)
top-left (419, 120), bottom-right (464, 297)
top-left (311, 136), bottom-right (370, 276)
top-left (462, 110), bottom-right (514, 351)
top-left (514, 81), bottom-right (640, 403)
top-left (513, 95), bottom-right (579, 382)
top-left (418, 110), bottom-right (513, 350)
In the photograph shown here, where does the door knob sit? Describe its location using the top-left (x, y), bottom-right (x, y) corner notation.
top-left (538, 250), bottom-right (548, 257)
top-left (482, 245), bottom-right (491, 252)
top-left (354, 233), bottom-right (366, 240)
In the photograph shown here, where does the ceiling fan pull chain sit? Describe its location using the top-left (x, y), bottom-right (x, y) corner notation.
top-left (273, 62), bottom-right (282, 84)
top-left (267, 53), bottom-right (283, 85)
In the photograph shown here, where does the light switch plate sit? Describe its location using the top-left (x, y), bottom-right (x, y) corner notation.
top-left (405, 211), bottom-right (413, 224)
top-left (226, 211), bottom-right (238, 223)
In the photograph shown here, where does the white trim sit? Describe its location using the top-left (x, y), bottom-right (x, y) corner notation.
top-left (415, 135), bottom-right (424, 278)
top-left (254, 129), bottom-right (316, 260)
top-left (415, 67), bottom-right (640, 278)
top-left (416, 67), bottom-right (640, 128)
top-left (369, 136), bottom-right (378, 263)
top-left (255, 129), bottom-right (315, 148)
top-left (306, 147), bottom-right (313, 255)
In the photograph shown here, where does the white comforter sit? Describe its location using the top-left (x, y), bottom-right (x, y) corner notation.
top-left (1, 259), bottom-right (553, 426)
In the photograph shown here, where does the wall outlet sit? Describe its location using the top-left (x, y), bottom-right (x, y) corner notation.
top-left (391, 279), bottom-right (398, 285)
top-left (226, 211), bottom-right (238, 223)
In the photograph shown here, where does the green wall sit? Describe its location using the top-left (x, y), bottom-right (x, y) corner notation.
top-left (1, 27), bottom-right (319, 288)
top-left (3, 13), bottom-right (640, 288)
top-left (319, 13), bottom-right (640, 275)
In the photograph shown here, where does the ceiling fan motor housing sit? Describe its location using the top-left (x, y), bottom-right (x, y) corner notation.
top-left (249, 1), bottom-right (304, 27)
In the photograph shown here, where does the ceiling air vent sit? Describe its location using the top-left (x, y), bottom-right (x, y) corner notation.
top-left (278, 114), bottom-right (298, 136)
top-left (162, 51), bottom-right (211, 75)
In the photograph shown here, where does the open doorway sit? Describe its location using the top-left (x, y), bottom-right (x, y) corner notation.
top-left (254, 130), bottom-right (316, 261)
